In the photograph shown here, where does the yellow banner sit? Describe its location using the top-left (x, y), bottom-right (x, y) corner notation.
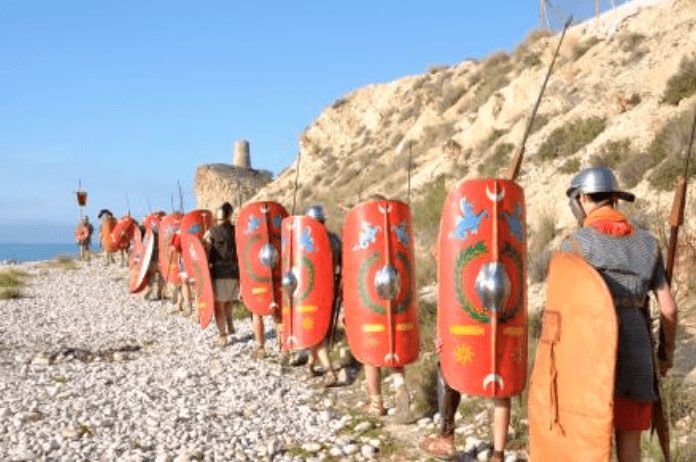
top-left (252, 287), bottom-right (268, 295)
top-left (396, 322), bottom-right (414, 331)
top-left (449, 325), bottom-right (485, 336)
top-left (299, 305), bottom-right (317, 313)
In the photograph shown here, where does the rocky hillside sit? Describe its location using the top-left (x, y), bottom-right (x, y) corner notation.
top-left (251, 0), bottom-right (696, 235)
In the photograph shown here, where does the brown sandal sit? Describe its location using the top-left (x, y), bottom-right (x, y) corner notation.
top-left (419, 435), bottom-right (455, 460)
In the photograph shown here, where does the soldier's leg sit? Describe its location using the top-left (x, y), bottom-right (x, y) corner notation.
top-left (420, 372), bottom-right (459, 457)
top-left (392, 366), bottom-right (413, 423)
top-left (314, 341), bottom-right (336, 387)
top-left (251, 314), bottom-right (266, 359)
top-left (616, 430), bottom-right (641, 462)
top-left (364, 365), bottom-right (385, 416)
top-left (181, 280), bottom-right (192, 315)
top-left (213, 301), bottom-right (229, 347)
top-left (490, 397), bottom-right (510, 461)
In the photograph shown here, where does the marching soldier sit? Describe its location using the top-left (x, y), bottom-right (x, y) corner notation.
top-left (75, 216), bottom-right (94, 262)
top-left (98, 209), bottom-right (119, 266)
top-left (303, 205), bottom-right (339, 386)
top-left (203, 202), bottom-right (240, 347)
top-left (169, 228), bottom-right (193, 316)
top-left (342, 194), bottom-right (419, 423)
top-left (422, 177), bottom-right (528, 461)
top-left (528, 167), bottom-right (678, 461)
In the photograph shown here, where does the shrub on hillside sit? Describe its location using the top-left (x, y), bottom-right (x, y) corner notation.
top-left (647, 108), bottom-right (696, 190)
top-left (661, 56), bottom-right (696, 105)
top-left (558, 157), bottom-right (581, 174)
top-left (573, 36), bottom-right (601, 60)
top-left (536, 117), bottom-right (606, 162)
top-left (528, 210), bottom-right (557, 283)
top-left (591, 139), bottom-right (632, 169)
top-left (529, 114), bottom-right (550, 135)
top-left (468, 51), bottom-right (514, 110)
top-left (478, 142), bottom-right (514, 177)
top-left (619, 32), bottom-right (646, 52)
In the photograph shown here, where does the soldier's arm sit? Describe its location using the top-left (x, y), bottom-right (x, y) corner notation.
top-left (654, 284), bottom-right (678, 375)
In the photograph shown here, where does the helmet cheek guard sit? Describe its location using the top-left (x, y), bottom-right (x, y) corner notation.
top-left (568, 189), bottom-right (586, 225)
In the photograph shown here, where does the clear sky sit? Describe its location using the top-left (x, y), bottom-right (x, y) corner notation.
top-left (0, 1), bottom-right (578, 243)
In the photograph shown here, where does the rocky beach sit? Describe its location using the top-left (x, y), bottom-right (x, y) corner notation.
top-left (0, 258), bottom-right (367, 462)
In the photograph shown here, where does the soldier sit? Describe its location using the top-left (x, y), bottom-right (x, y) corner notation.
top-left (303, 205), bottom-right (339, 387)
top-left (342, 194), bottom-right (419, 423)
top-left (98, 209), bottom-right (118, 266)
top-left (75, 216), bottom-right (94, 262)
top-left (422, 177), bottom-right (527, 462)
top-left (169, 228), bottom-right (193, 316)
top-left (543, 167), bottom-right (678, 461)
top-left (204, 202), bottom-right (240, 347)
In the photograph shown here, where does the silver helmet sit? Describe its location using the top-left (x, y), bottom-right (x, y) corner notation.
top-left (566, 166), bottom-right (635, 223)
top-left (305, 205), bottom-right (326, 223)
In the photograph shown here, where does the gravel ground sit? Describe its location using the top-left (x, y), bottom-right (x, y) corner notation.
top-left (0, 260), bottom-right (356, 462)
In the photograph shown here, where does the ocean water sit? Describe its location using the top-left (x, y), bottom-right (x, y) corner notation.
top-left (0, 243), bottom-right (79, 263)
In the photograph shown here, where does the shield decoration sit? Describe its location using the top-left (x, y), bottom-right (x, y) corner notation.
top-left (129, 227), bottom-right (155, 293)
top-left (528, 252), bottom-right (616, 461)
top-left (100, 216), bottom-right (119, 253)
top-left (343, 200), bottom-right (420, 368)
top-left (279, 216), bottom-right (334, 351)
top-left (182, 235), bottom-right (215, 329)
top-left (158, 213), bottom-right (183, 285)
top-left (112, 216), bottom-right (136, 251)
top-left (236, 202), bottom-right (288, 316)
top-left (438, 178), bottom-right (527, 398)
top-left (181, 209), bottom-right (213, 240)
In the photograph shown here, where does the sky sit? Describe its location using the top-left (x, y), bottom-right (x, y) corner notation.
top-left (0, 1), bottom-right (596, 243)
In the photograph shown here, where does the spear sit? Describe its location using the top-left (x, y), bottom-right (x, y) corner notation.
top-left (125, 192), bottom-right (131, 216)
top-left (506, 16), bottom-right (572, 181)
top-left (407, 141), bottom-right (413, 207)
top-left (651, 108), bottom-right (696, 462)
top-left (178, 180), bottom-right (184, 213)
top-left (291, 151), bottom-right (302, 215)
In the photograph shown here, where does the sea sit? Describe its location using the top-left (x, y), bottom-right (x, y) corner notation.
top-left (0, 243), bottom-right (79, 263)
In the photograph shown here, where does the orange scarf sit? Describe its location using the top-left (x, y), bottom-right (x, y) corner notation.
top-left (583, 205), bottom-right (633, 237)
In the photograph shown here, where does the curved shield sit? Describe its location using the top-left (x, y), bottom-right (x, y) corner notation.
top-left (129, 226), bottom-right (142, 271)
top-left (129, 227), bottom-right (155, 293)
top-left (438, 178), bottom-right (527, 398)
top-left (112, 216), bottom-right (136, 251)
top-left (144, 211), bottom-right (165, 233)
top-left (343, 200), bottom-right (420, 367)
top-left (75, 224), bottom-right (89, 243)
top-left (100, 216), bottom-right (119, 253)
top-left (182, 236), bottom-right (215, 329)
top-left (528, 252), bottom-right (617, 460)
top-left (236, 202), bottom-right (288, 316)
top-left (158, 213), bottom-right (183, 285)
top-left (181, 209), bottom-right (213, 240)
top-left (280, 216), bottom-right (333, 350)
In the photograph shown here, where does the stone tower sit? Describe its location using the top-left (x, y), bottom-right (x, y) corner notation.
top-left (233, 139), bottom-right (251, 169)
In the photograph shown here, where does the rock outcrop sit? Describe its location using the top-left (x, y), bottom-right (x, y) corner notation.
top-left (194, 140), bottom-right (273, 212)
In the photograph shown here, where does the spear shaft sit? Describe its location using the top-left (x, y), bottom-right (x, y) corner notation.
top-left (291, 151), bottom-right (302, 215)
top-left (506, 17), bottom-right (572, 181)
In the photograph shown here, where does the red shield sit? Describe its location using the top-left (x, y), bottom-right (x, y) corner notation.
top-left (280, 216), bottom-right (334, 350)
top-left (129, 227), bottom-right (155, 293)
top-left (182, 235), bottom-right (215, 329)
top-left (100, 216), bottom-right (119, 253)
top-left (143, 211), bottom-right (165, 233)
top-left (129, 226), bottom-right (142, 271)
top-left (158, 213), bottom-right (183, 285)
top-left (343, 200), bottom-right (420, 368)
top-left (438, 178), bottom-right (527, 398)
top-left (236, 202), bottom-right (288, 316)
top-left (112, 216), bottom-right (136, 251)
top-left (75, 224), bottom-right (89, 243)
top-left (180, 209), bottom-right (213, 240)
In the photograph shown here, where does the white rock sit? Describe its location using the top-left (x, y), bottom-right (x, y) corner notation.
top-left (354, 421), bottom-right (373, 433)
top-left (342, 444), bottom-right (359, 455)
top-left (360, 444), bottom-right (377, 458)
top-left (301, 442), bottom-right (322, 453)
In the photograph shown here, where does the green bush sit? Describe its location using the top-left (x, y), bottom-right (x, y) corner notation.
top-left (468, 51), bottom-right (513, 109)
top-left (620, 32), bottom-right (646, 53)
top-left (537, 117), bottom-right (606, 162)
top-left (478, 142), bottom-right (514, 177)
top-left (647, 109), bottom-right (696, 190)
top-left (558, 157), bottom-right (581, 174)
top-left (661, 56), bottom-right (696, 105)
top-left (0, 269), bottom-right (28, 299)
top-left (412, 175), bottom-right (448, 245)
top-left (591, 139), bottom-right (632, 169)
top-left (573, 36), bottom-right (601, 60)
top-left (529, 114), bottom-right (550, 135)
top-left (528, 210), bottom-right (557, 283)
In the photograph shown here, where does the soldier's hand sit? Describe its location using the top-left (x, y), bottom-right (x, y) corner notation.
top-left (659, 358), bottom-right (673, 377)
top-left (434, 337), bottom-right (443, 354)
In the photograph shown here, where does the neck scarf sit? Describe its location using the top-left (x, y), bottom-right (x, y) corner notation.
top-left (583, 205), bottom-right (633, 237)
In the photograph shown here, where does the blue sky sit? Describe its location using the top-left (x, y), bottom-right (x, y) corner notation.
top-left (0, 1), bottom-right (563, 243)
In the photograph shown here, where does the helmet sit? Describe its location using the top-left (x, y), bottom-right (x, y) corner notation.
top-left (305, 205), bottom-right (325, 223)
top-left (566, 166), bottom-right (635, 202)
top-left (216, 202), bottom-right (233, 221)
top-left (566, 166), bottom-right (634, 224)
